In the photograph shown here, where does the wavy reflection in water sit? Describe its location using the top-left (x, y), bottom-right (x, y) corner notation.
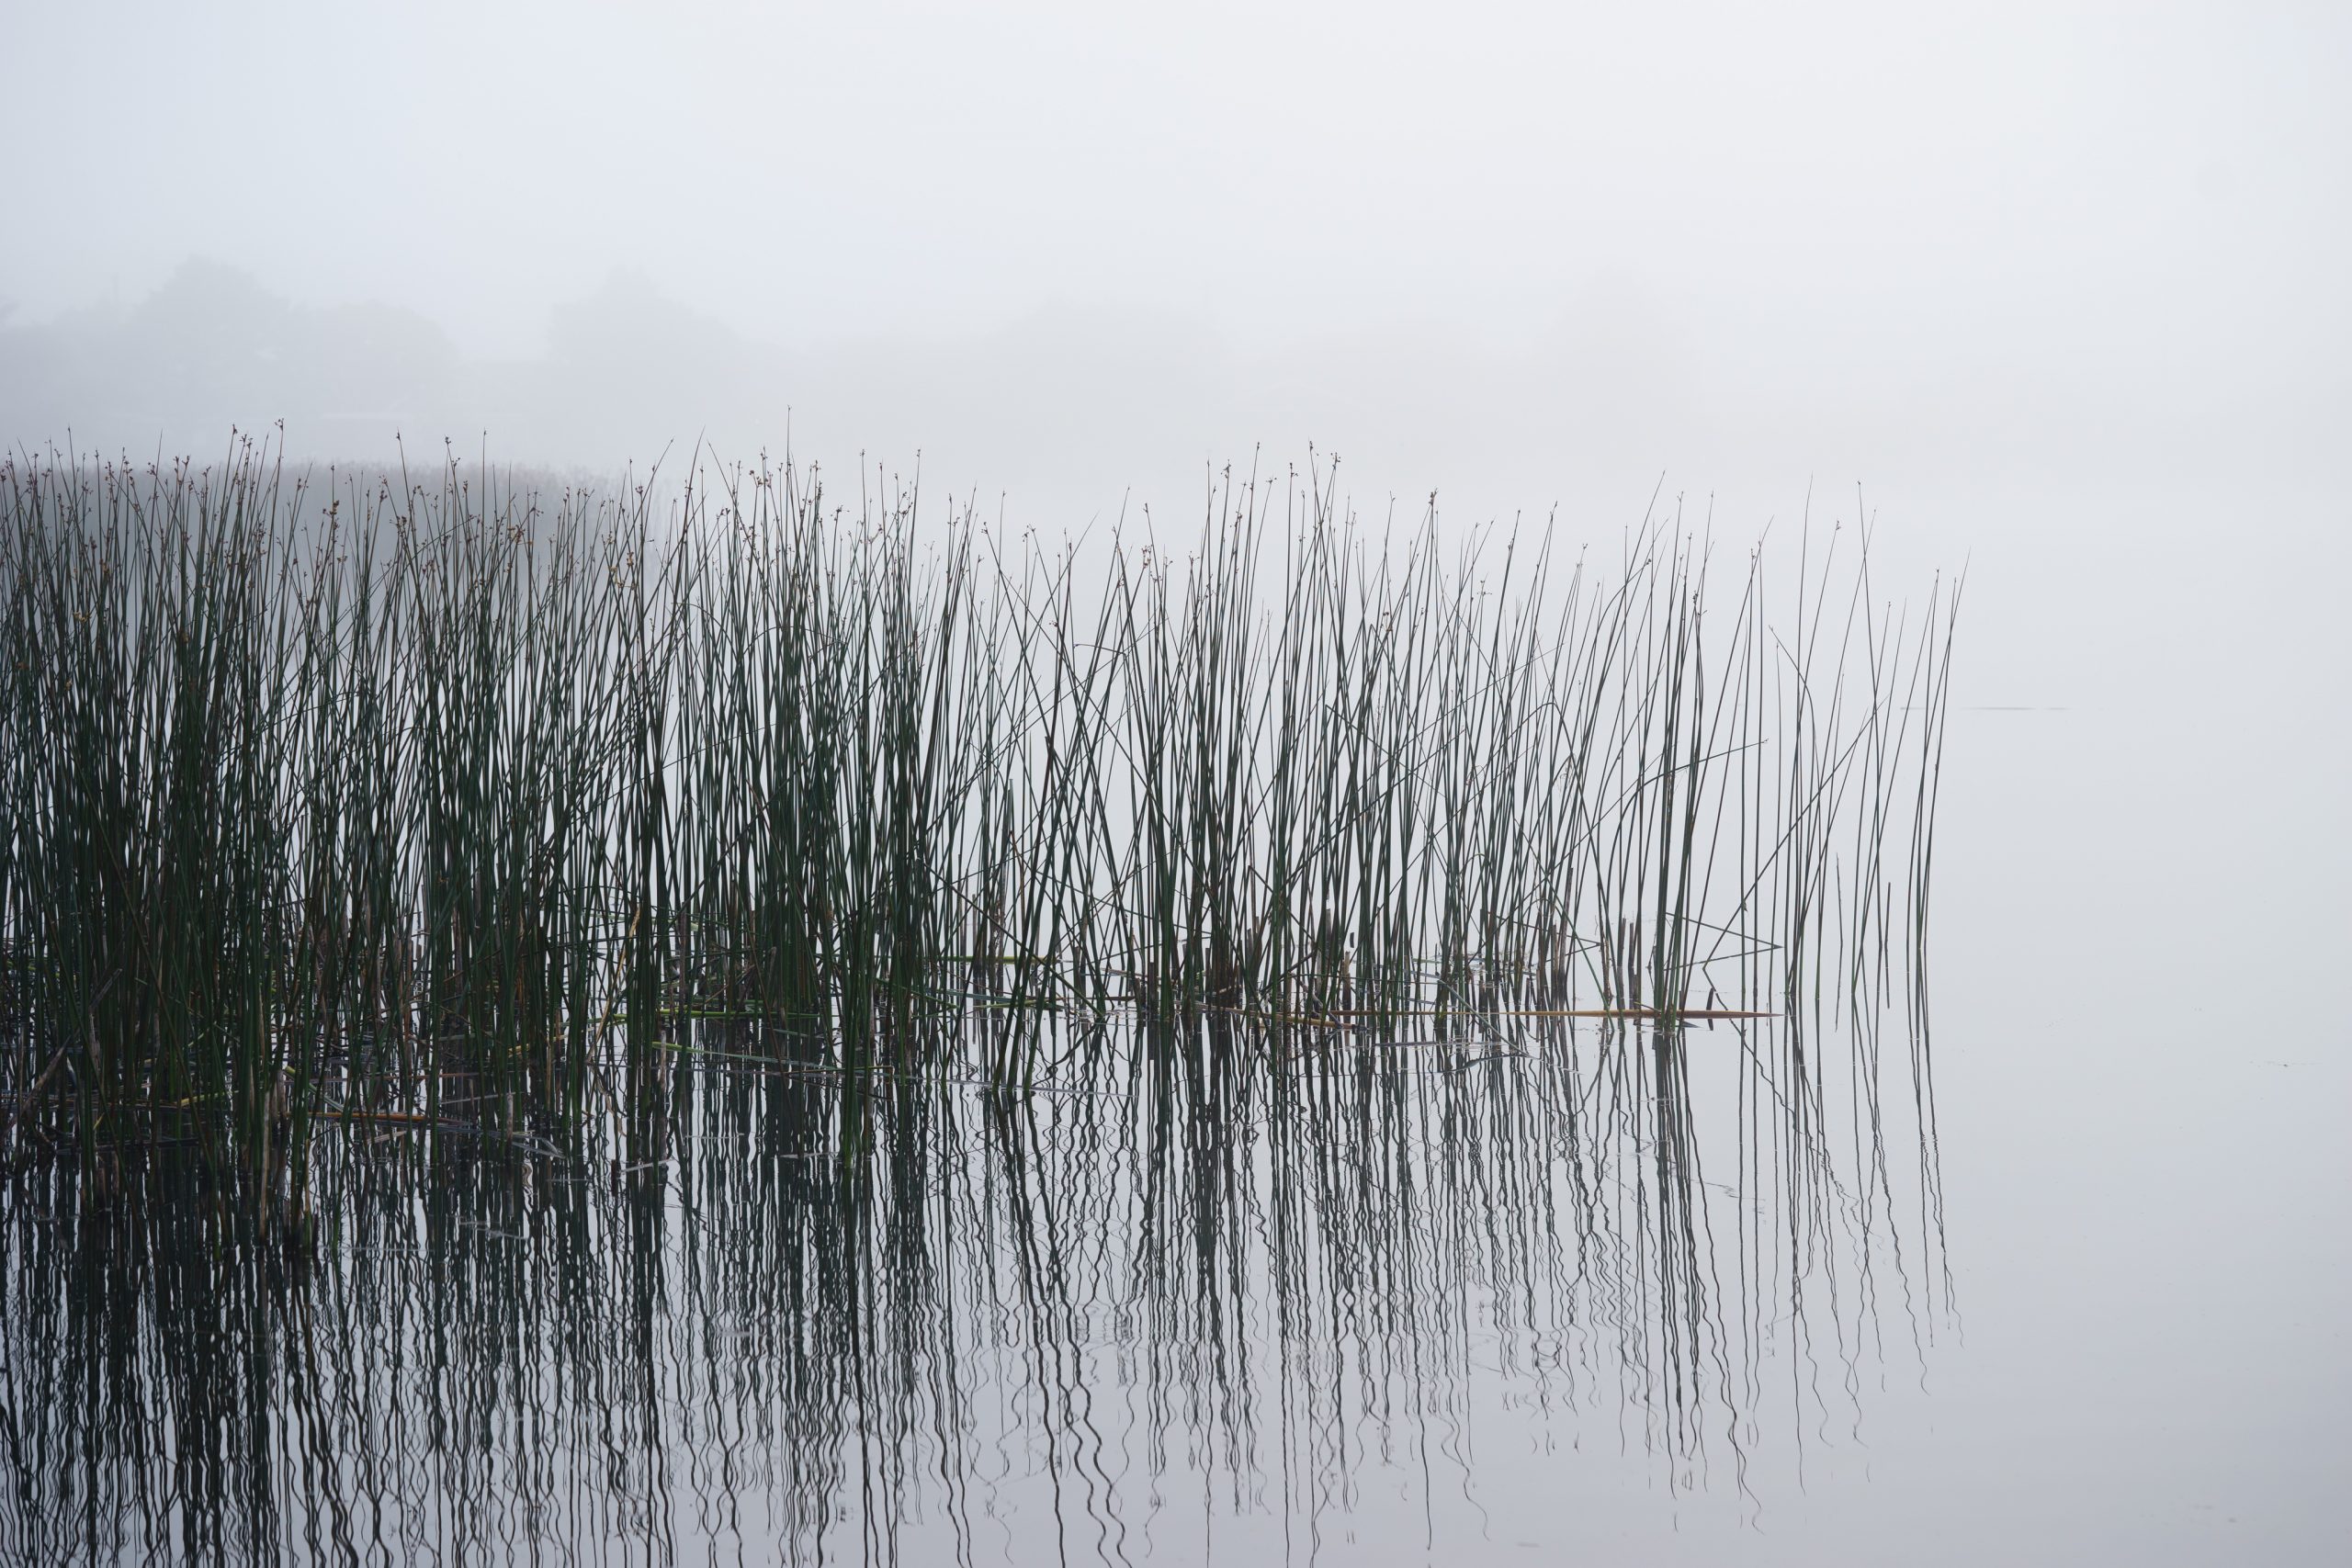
top-left (1, 1005), bottom-right (1946, 1565)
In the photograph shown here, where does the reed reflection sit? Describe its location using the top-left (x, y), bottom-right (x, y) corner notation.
top-left (1, 1001), bottom-right (1946, 1565)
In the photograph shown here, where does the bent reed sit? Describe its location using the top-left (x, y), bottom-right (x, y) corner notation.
top-left (0, 436), bottom-right (1958, 1184)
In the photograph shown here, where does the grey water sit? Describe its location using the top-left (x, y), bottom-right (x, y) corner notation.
top-left (4, 471), bottom-right (2344, 1568)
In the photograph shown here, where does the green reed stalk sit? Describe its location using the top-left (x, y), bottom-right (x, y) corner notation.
top-left (0, 441), bottom-right (1958, 1179)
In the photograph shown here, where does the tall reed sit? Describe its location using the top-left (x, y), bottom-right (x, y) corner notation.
top-left (0, 439), bottom-right (1959, 1183)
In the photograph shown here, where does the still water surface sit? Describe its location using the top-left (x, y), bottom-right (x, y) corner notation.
top-left (3, 475), bottom-right (2344, 1564)
top-left (5, 993), bottom-right (1947, 1563)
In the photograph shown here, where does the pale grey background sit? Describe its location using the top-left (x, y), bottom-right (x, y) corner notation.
top-left (4, 3), bottom-right (2346, 1561)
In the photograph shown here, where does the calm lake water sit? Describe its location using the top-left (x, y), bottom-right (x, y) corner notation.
top-left (3, 473), bottom-right (2344, 1565)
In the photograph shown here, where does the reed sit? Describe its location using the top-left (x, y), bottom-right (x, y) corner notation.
top-left (0, 437), bottom-right (1959, 1185)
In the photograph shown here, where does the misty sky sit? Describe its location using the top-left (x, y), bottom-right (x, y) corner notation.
top-left (4, 1), bottom-right (2346, 520)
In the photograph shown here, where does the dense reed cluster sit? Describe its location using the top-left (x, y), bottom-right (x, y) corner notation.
top-left (0, 436), bottom-right (1960, 1563)
top-left (0, 438), bottom-right (1957, 1184)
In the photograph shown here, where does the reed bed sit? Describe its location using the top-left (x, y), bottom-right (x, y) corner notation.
top-left (0, 437), bottom-right (1958, 1184)
top-left (0, 435), bottom-right (1959, 1562)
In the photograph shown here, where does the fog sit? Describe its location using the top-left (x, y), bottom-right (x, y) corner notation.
top-left (5, 5), bottom-right (2347, 1564)
top-left (5, 2), bottom-right (2345, 523)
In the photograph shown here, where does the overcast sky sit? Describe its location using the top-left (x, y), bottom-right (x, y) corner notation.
top-left (3, 1), bottom-right (2346, 522)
